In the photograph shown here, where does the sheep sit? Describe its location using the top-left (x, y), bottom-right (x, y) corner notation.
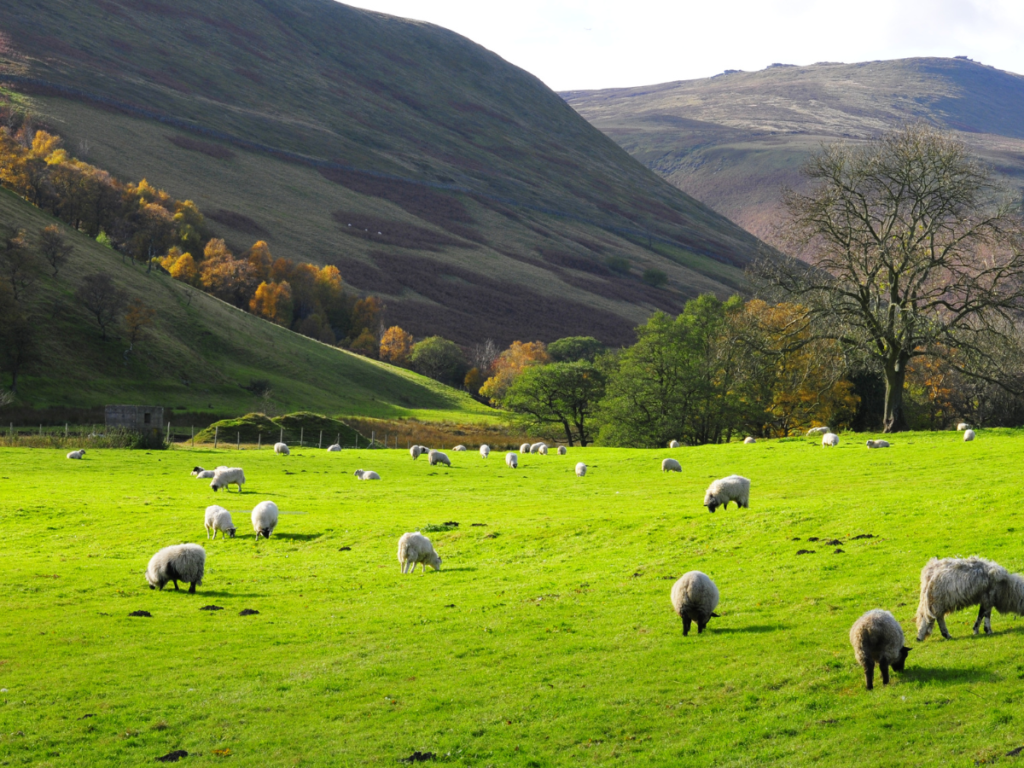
top-left (506, 452), bottom-right (518, 469)
top-left (822, 432), bottom-right (840, 447)
top-left (354, 469), bottom-right (380, 480)
top-left (428, 449), bottom-right (451, 467)
top-left (669, 440), bottom-right (681, 448)
top-left (66, 449), bottom-right (85, 460)
top-left (520, 442), bottom-right (531, 454)
top-left (866, 439), bottom-right (890, 449)
top-left (193, 465), bottom-right (229, 479)
top-left (397, 531), bottom-right (442, 574)
top-left (557, 446), bottom-right (567, 455)
top-left (204, 505), bottom-right (236, 539)
top-left (849, 609), bottom-right (911, 690)
top-left (670, 571), bottom-right (720, 636)
top-left (914, 556), bottom-right (1024, 640)
top-left (703, 475), bottom-right (750, 514)
top-left (743, 436), bottom-right (756, 444)
top-left (145, 543), bottom-right (205, 594)
top-left (575, 462), bottom-right (587, 477)
top-left (963, 429), bottom-right (976, 442)
top-left (327, 444), bottom-right (342, 452)
top-left (662, 458), bottom-right (682, 473)
top-left (807, 426), bottom-right (830, 435)
top-left (957, 423), bottom-right (970, 431)
top-left (274, 442), bottom-right (290, 455)
top-left (530, 442), bottom-right (546, 454)
top-left (538, 444), bottom-right (548, 455)
top-left (453, 445), bottom-right (467, 452)
top-left (251, 500), bottom-right (279, 540)
top-left (479, 444), bottom-right (490, 458)
top-left (210, 467), bottom-right (245, 493)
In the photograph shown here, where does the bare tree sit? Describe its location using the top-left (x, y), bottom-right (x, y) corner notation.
top-left (39, 224), bottom-right (73, 277)
top-left (0, 227), bottom-right (36, 301)
top-left (75, 273), bottom-right (129, 341)
top-left (760, 125), bottom-right (1024, 432)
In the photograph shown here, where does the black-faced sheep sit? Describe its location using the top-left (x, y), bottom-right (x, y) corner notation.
top-left (670, 571), bottom-right (720, 635)
top-left (251, 500), bottom-right (279, 540)
top-left (915, 556), bottom-right (1024, 640)
top-left (146, 543), bottom-right (205, 593)
top-left (210, 467), bottom-right (245, 493)
top-left (849, 609), bottom-right (910, 690)
top-left (204, 505), bottom-right (236, 539)
top-left (557, 446), bottom-right (567, 455)
top-left (506, 452), bottom-right (518, 469)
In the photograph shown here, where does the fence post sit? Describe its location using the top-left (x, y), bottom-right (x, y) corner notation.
top-left (214, 426), bottom-right (219, 449)
top-left (258, 433), bottom-right (261, 449)
top-left (191, 425), bottom-right (194, 449)
top-left (319, 430), bottom-right (323, 449)
top-left (39, 424), bottom-right (42, 436)
top-left (279, 427), bottom-right (283, 444)
top-left (336, 433), bottom-right (340, 447)
top-left (300, 427), bottom-right (304, 447)
top-left (371, 431), bottom-right (375, 447)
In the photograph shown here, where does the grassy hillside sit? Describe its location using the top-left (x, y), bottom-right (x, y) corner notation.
top-left (0, 186), bottom-right (494, 422)
top-left (563, 58), bottom-right (1024, 243)
top-left (3, 431), bottom-right (1024, 765)
top-left (0, 0), bottom-right (770, 346)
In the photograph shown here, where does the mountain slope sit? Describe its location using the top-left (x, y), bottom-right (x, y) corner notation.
top-left (562, 58), bottom-right (1024, 243)
top-left (0, 0), bottom-right (769, 346)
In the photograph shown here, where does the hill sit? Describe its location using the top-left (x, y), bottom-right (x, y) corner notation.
top-left (562, 57), bottom-right (1024, 243)
top-left (0, 0), bottom-right (769, 346)
top-left (0, 186), bottom-right (494, 422)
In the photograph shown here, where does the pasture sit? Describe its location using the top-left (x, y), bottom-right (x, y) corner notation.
top-left (1, 432), bottom-right (1023, 766)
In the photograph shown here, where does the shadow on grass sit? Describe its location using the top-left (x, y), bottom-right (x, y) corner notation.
top-left (437, 567), bottom-right (478, 573)
top-left (904, 666), bottom-right (1000, 684)
top-left (269, 533), bottom-right (321, 542)
top-left (713, 625), bottom-right (786, 634)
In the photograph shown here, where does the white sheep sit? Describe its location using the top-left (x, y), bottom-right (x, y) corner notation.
top-left (669, 440), bottom-right (681, 448)
top-left (479, 444), bottom-right (490, 458)
top-left (849, 609), bottom-right (911, 690)
top-left (557, 446), bottom-right (567, 455)
top-left (703, 475), bottom-right (750, 513)
top-left (915, 556), bottom-right (1024, 640)
top-left (957, 423), bottom-right (970, 431)
top-left (192, 466), bottom-right (229, 479)
top-left (538, 444), bottom-right (548, 455)
top-left (661, 458), bottom-right (682, 473)
top-left (963, 429), bottom-right (976, 442)
top-left (428, 449), bottom-right (451, 467)
top-left (251, 500), bottom-right (279, 540)
top-left (822, 432), bottom-right (839, 447)
top-left (66, 449), bottom-right (85, 460)
top-left (575, 462), bottom-right (587, 477)
top-left (506, 452), bottom-right (518, 469)
top-left (274, 442), bottom-right (290, 455)
top-left (530, 442), bottom-right (546, 454)
top-left (354, 469), bottom-right (381, 480)
top-left (520, 442), bottom-right (531, 453)
top-left (210, 467), bottom-right (245, 493)
top-left (145, 543), bottom-right (205, 593)
top-left (397, 531), bottom-right (441, 574)
top-left (807, 426), bottom-right (830, 435)
top-left (865, 439), bottom-right (890, 449)
top-left (743, 436), bottom-right (756, 444)
top-left (410, 445), bottom-right (423, 459)
top-left (327, 444), bottom-right (342, 452)
top-left (453, 445), bottom-right (467, 452)
top-left (670, 571), bottom-right (720, 635)
top-left (204, 505), bottom-right (236, 539)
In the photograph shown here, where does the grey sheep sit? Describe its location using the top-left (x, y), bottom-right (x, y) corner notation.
top-left (865, 439), bottom-right (890, 449)
top-left (145, 543), bottom-right (205, 594)
top-left (915, 556), bottom-right (1024, 640)
top-left (670, 571), bottom-right (720, 635)
top-left (849, 609), bottom-right (910, 690)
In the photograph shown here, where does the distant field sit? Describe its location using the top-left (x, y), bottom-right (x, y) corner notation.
top-left (2, 431), bottom-right (1023, 766)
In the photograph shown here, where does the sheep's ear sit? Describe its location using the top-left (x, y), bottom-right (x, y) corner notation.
top-left (902, 646), bottom-right (911, 654)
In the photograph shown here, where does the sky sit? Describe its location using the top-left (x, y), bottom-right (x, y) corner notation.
top-left (347, 0), bottom-right (1024, 91)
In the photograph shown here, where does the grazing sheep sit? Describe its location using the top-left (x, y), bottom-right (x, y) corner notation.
top-left (479, 444), bottom-right (490, 458)
top-left (670, 571), bottom-right (720, 636)
top-left (963, 429), bottom-right (976, 442)
top-left (822, 432), bottom-right (840, 447)
top-left (661, 458), bottom-right (682, 473)
top-left (915, 556), bottom-right (1024, 640)
top-left (210, 467), bottom-right (245, 493)
top-left (849, 610), bottom-right (911, 690)
top-left (410, 445), bottom-right (422, 459)
top-left (274, 442), bottom-right (290, 455)
top-left (557, 446), bottom-right (567, 455)
top-left (327, 444), bottom-right (342, 452)
top-left (251, 500), bottom-right (279, 540)
top-left (743, 436), bottom-right (756, 444)
top-left (145, 543), bottom-right (205, 593)
top-left (957, 423), bottom-right (970, 431)
top-left (703, 475), bottom-right (751, 514)
top-left (66, 449), bottom-right (85, 460)
top-left (807, 426), bottom-right (830, 435)
top-left (204, 505), bottom-right (236, 539)
top-left (453, 445), bottom-right (467, 452)
top-left (428, 449), bottom-right (451, 467)
top-left (865, 439), bottom-right (890, 449)
top-left (520, 442), bottom-right (531, 454)
top-left (192, 466), bottom-right (229, 479)
top-left (669, 440), bottom-right (681, 448)
top-left (575, 462), bottom-right (587, 477)
top-left (354, 469), bottom-right (380, 480)
top-left (538, 444), bottom-right (548, 455)
top-left (397, 531), bottom-right (442, 574)
top-left (506, 452), bottom-right (518, 469)
top-left (530, 442), bottom-right (546, 454)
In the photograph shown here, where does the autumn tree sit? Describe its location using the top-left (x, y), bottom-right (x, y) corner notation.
top-left (350, 296), bottom-right (384, 339)
top-left (249, 281), bottom-right (294, 326)
top-left (75, 273), bottom-right (128, 340)
top-left (379, 326), bottom-right (414, 366)
top-left (38, 224), bottom-right (73, 277)
top-left (763, 125), bottom-right (1024, 432)
top-left (172, 200), bottom-right (207, 255)
top-left (124, 298), bottom-right (156, 351)
top-left (168, 250), bottom-right (198, 284)
top-left (348, 328), bottom-right (380, 358)
top-left (479, 341), bottom-right (550, 403)
top-left (464, 367), bottom-right (483, 396)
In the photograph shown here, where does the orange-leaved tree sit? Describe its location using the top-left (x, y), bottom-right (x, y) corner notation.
top-left (124, 298), bottom-right (156, 350)
top-left (249, 281), bottom-right (294, 326)
top-left (379, 326), bottom-right (414, 366)
top-left (479, 341), bottom-right (550, 404)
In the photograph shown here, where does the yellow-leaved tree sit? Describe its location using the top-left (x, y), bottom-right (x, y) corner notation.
top-left (479, 341), bottom-right (550, 404)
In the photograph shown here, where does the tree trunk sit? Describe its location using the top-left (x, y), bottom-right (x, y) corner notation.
top-left (561, 418), bottom-right (574, 447)
top-left (882, 356), bottom-right (910, 433)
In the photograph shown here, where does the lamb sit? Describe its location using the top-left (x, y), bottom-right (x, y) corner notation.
top-left (479, 444), bottom-right (490, 458)
top-left (914, 556), bottom-right (1024, 640)
top-left (661, 458), bottom-right (682, 473)
top-left (145, 543), bottom-right (205, 594)
top-left (66, 449), bottom-right (85, 459)
top-left (669, 440), bottom-right (681, 448)
top-left (251, 500), bottom-right (279, 540)
top-left (963, 429), bottom-right (976, 442)
top-left (453, 445), bottom-right (467, 452)
top-left (210, 467), bottom-right (245, 493)
top-left (428, 449), bottom-right (451, 467)
top-left (506, 452), bottom-right (518, 469)
top-left (520, 442), bottom-right (531, 454)
top-left (530, 442), bottom-right (546, 454)
top-left (354, 469), bottom-right (380, 480)
top-left (703, 475), bottom-right (750, 513)
top-left (274, 442), bottom-right (290, 455)
top-left (807, 426), bottom-right (830, 435)
top-left (957, 423), bottom-right (970, 431)
top-left (397, 531), bottom-right (442, 574)
top-left (865, 439), bottom-right (890, 449)
top-left (670, 571), bottom-right (720, 636)
top-left (743, 436), bottom-right (756, 444)
top-left (557, 446), bottom-right (567, 455)
top-left (204, 505), bottom-right (236, 539)
top-left (538, 444), bottom-right (548, 455)
top-left (822, 432), bottom-right (840, 447)
top-left (327, 444), bottom-right (342, 452)
top-left (849, 609), bottom-right (911, 690)
top-left (575, 462), bottom-right (587, 477)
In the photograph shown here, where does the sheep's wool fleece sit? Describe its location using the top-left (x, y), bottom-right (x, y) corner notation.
top-left (146, 543), bottom-right (205, 588)
top-left (671, 571), bottom-right (719, 618)
top-left (849, 609), bottom-right (904, 667)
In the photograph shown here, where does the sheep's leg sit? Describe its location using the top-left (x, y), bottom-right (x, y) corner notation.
top-left (188, 582), bottom-right (196, 594)
top-left (880, 662), bottom-right (890, 686)
top-left (682, 615), bottom-right (692, 636)
top-left (697, 620), bottom-right (707, 634)
top-left (937, 616), bottom-right (951, 639)
top-left (984, 607), bottom-right (993, 635)
top-left (864, 660), bottom-right (875, 690)
top-left (172, 580), bottom-right (179, 591)
top-left (917, 619), bottom-right (934, 642)
top-left (972, 604), bottom-right (986, 635)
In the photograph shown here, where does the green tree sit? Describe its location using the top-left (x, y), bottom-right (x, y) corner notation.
top-left (503, 361), bottom-right (606, 446)
top-left (409, 336), bottom-right (467, 386)
top-left (547, 336), bottom-right (606, 363)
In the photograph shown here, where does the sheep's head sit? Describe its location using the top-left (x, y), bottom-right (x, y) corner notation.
top-left (191, 466), bottom-right (205, 476)
top-left (429, 553), bottom-right (442, 571)
top-left (704, 490), bottom-right (721, 514)
top-left (210, 479), bottom-right (222, 492)
top-left (227, 528), bottom-right (236, 538)
top-left (892, 646), bottom-right (911, 671)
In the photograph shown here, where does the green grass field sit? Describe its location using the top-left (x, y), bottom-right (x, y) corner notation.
top-left (2, 431), bottom-right (1023, 766)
